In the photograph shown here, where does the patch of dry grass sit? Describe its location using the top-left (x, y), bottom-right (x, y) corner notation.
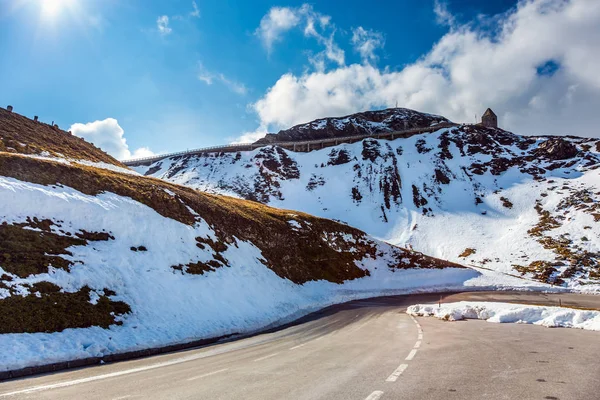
top-left (0, 286), bottom-right (130, 334)
top-left (459, 248), bottom-right (477, 258)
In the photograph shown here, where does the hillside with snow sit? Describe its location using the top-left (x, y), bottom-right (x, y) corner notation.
top-left (0, 109), bottom-right (487, 372)
top-left (136, 111), bottom-right (600, 291)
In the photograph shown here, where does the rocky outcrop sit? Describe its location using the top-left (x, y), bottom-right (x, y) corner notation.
top-left (535, 138), bottom-right (579, 160)
top-left (255, 108), bottom-right (449, 144)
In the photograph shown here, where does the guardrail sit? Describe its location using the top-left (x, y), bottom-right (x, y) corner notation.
top-left (122, 122), bottom-right (458, 166)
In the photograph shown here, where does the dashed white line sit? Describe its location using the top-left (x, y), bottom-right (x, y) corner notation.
top-left (417, 333), bottom-right (423, 340)
top-left (186, 368), bottom-right (229, 381)
top-left (365, 390), bottom-right (384, 400)
top-left (253, 352), bottom-right (280, 362)
top-left (385, 364), bottom-right (408, 382)
top-left (414, 340), bottom-right (422, 349)
top-left (405, 349), bottom-right (418, 361)
top-left (0, 351), bottom-right (216, 397)
top-left (290, 343), bottom-right (308, 350)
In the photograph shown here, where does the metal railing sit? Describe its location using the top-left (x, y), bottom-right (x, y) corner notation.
top-left (122, 122), bottom-right (458, 166)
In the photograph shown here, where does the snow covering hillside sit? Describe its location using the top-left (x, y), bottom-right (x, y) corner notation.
top-left (137, 124), bottom-right (600, 291)
top-left (0, 153), bottom-right (487, 372)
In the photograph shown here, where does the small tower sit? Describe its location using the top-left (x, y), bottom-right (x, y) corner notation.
top-left (481, 108), bottom-right (498, 128)
top-left (7, 105), bottom-right (13, 113)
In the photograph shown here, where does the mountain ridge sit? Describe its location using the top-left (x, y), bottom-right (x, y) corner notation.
top-left (137, 116), bottom-right (600, 290)
top-left (255, 107), bottom-right (450, 144)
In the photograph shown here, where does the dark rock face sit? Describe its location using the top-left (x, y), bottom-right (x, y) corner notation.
top-left (254, 108), bottom-right (449, 144)
top-left (535, 138), bottom-right (579, 160)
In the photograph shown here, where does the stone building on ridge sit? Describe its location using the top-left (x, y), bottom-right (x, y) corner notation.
top-left (481, 108), bottom-right (498, 128)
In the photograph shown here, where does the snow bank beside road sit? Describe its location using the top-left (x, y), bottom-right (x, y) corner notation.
top-left (407, 301), bottom-right (600, 331)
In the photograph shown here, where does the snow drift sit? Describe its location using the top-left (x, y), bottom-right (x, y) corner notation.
top-left (407, 301), bottom-right (600, 331)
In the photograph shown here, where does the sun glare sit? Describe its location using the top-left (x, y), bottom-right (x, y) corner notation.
top-left (40, 0), bottom-right (73, 19)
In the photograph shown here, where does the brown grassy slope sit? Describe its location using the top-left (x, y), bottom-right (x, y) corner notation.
top-left (0, 153), bottom-right (466, 285)
top-left (0, 285), bottom-right (130, 334)
top-left (0, 107), bottom-right (125, 167)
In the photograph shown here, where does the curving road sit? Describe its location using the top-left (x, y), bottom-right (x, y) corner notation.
top-left (1, 292), bottom-right (599, 400)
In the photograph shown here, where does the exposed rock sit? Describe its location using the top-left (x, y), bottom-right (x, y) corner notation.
top-left (254, 108), bottom-right (449, 144)
top-left (535, 138), bottom-right (578, 160)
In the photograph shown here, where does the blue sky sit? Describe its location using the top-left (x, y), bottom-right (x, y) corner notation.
top-left (1, 0), bottom-right (599, 159)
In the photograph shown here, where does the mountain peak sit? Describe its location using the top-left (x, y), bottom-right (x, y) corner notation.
top-left (255, 108), bottom-right (450, 144)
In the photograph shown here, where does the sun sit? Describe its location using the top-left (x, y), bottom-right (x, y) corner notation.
top-left (40, 0), bottom-right (74, 19)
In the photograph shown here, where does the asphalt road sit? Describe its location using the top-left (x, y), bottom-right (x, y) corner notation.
top-left (1, 291), bottom-right (599, 400)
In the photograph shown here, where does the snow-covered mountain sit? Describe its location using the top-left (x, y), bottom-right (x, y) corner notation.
top-left (0, 108), bottom-right (481, 372)
top-left (137, 119), bottom-right (600, 291)
top-left (255, 108), bottom-right (449, 144)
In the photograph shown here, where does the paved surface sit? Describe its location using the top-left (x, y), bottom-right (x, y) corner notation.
top-left (1, 291), bottom-right (599, 400)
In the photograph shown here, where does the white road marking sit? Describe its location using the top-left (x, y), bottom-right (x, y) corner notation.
top-left (290, 343), bottom-right (308, 350)
top-left (385, 364), bottom-right (408, 382)
top-left (0, 328), bottom-right (309, 397)
top-left (414, 340), bottom-right (422, 349)
top-left (405, 349), bottom-right (418, 361)
top-left (0, 349), bottom-right (232, 398)
top-left (253, 352), bottom-right (280, 362)
top-left (418, 333), bottom-right (423, 340)
top-left (186, 368), bottom-right (229, 381)
top-left (365, 390), bottom-right (384, 400)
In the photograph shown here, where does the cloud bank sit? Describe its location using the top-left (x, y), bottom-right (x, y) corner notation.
top-left (249, 0), bottom-right (600, 138)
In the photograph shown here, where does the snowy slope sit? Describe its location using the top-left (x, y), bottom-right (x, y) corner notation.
top-left (137, 123), bottom-right (600, 291)
top-left (0, 152), bottom-right (484, 372)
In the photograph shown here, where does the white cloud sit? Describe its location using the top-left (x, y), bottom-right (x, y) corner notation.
top-left (249, 0), bottom-right (600, 138)
top-left (255, 7), bottom-right (301, 51)
top-left (230, 126), bottom-right (269, 144)
top-left (190, 1), bottom-right (200, 18)
top-left (433, 0), bottom-right (456, 27)
top-left (70, 118), bottom-right (154, 160)
top-left (157, 15), bottom-right (172, 35)
top-left (131, 147), bottom-right (155, 158)
top-left (197, 63), bottom-right (247, 95)
top-left (351, 27), bottom-right (385, 64)
top-left (255, 4), bottom-right (344, 66)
